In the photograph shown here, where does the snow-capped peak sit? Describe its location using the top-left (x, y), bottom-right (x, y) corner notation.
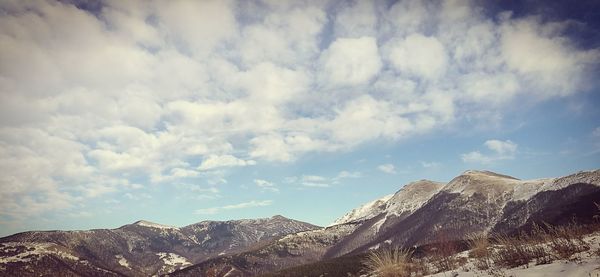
top-left (384, 179), bottom-right (443, 216)
top-left (331, 194), bottom-right (393, 226)
top-left (443, 170), bottom-right (523, 196)
top-left (461, 170), bottom-right (519, 180)
top-left (133, 220), bottom-right (179, 230)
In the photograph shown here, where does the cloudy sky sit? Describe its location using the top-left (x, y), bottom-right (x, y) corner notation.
top-left (0, 0), bottom-right (599, 236)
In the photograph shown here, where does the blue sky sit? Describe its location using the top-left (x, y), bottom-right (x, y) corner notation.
top-left (0, 0), bottom-right (599, 236)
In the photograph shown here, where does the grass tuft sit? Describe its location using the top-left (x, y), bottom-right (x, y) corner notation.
top-left (363, 247), bottom-right (413, 277)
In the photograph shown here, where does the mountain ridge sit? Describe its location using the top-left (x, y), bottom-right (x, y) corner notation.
top-left (167, 169), bottom-right (600, 276)
top-left (1, 169), bottom-right (599, 277)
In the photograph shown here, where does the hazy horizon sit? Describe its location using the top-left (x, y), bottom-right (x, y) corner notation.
top-left (0, 0), bottom-right (599, 237)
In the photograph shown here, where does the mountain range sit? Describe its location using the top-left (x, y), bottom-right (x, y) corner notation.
top-left (1, 169), bottom-right (599, 276)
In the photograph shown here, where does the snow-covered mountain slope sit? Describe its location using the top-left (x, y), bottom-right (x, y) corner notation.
top-left (0, 215), bottom-right (319, 276)
top-left (332, 180), bottom-right (444, 226)
top-left (355, 169), bottom-right (600, 253)
top-left (169, 222), bottom-right (363, 277)
top-left (332, 194), bottom-right (393, 225)
top-left (179, 215), bottom-right (320, 255)
top-left (385, 179), bottom-right (444, 216)
top-left (133, 220), bottom-right (179, 230)
top-left (324, 180), bottom-right (443, 258)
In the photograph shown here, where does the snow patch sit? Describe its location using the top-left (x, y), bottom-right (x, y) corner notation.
top-left (0, 242), bottom-right (80, 264)
top-left (115, 254), bottom-right (130, 269)
top-left (134, 220), bottom-right (179, 230)
top-left (156, 252), bottom-right (191, 267)
top-left (331, 194), bottom-right (393, 225)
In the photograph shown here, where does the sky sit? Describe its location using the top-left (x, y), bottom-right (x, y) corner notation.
top-left (0, 0), bottom-right (599, 236)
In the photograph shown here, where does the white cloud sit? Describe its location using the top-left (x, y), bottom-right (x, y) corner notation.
top-left (283, 174), bottom-right (333, 188)
top-left (484, 139), bottom-right (518, 156)
top-left (155, 0), bottom-right (237, 57)
top-left (319, 37), bottom-right (382, 87)
top-left (387, 34), bottom-right (448, 80)
top-left (421, 161), bottom-right (441, 168)
top-left (378, 164), bottom-right (397, 174)
top-left (334, 1), bottom-right (377, 37)
top-left (300, 175), bottom-right (330, 187)
top-left (462, 139), bottom-right (518, 164)
top-left (254, 179), bottom-right (279, 192)
top-left (385, 0), bottom-right (428, 34)
top-left (174, 184), bottom-right (220, 200)
top-left (238, 6), bottom-right (326, 67)
top-left (198, 155), bottom-right (256, 171)
top-left (592, 127), bottom-right (600, 138)
top-left (336, 170), bottom-right (362, 179)
top-left (194, 200), bottom-right (273, 215)
top-left (124, 192), bottom-right (152, 201)
top-left (0, 0), bottom-right (597, 225)
top-left (499, 17), bottom-right (598, 97)
top-left (302, 182), bottom-right (330, 188)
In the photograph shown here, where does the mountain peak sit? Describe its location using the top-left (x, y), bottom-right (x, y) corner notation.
top-left (461, 170), bottom-right (519, 180)
top-left (331, 194), bottom-right (393, 226)
top-left (132, 220), bottom-right (179, 230)
top-left (271, 215), bottom-right (288, 220)
top-left (444, 170), bottom-right (522, 196)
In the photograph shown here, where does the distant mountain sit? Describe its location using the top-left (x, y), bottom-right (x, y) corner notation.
top-left (0, 215), bottom-right (319, 276)
top-left (168, 169), bottom-right (600, 276)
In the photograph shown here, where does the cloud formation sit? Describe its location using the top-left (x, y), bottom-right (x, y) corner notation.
top-left (378, 164), bottom-right (397, 174)
top-left (0, 0), bottom-right (597, 223)
top-left (254, 179), bottom-right (279, 192)
top-left (462, 139), bottom-right (518, 164)
top-left (194, 200), bottom-right (273, 215)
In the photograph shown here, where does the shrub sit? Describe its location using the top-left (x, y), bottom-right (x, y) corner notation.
top-left (363, 247), bottom-right (413, 277)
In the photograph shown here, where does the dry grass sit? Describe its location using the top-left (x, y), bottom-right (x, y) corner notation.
top-left (360, 221), bottom-right (597, 276)
top-left (467, 233), bottom-right (491, 269)
top-left (363, 247), bottom-right (413, 277)
top-left (430, 232), bottom-right (459, 273)
top-left (544, 223), bottom-right (589, 259)
top-left (490, 222), bottom-right (591, 268)
top-left (490, 233), bottom-right (549, 268)
top-left (467, 233), bottom-right (490, 258)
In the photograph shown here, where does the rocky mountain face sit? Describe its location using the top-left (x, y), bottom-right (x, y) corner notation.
top-left (355, 170), bottom-right (600, 254)
top-left (169, 169), bottom-right (600, 276)
top-left (0, 215), bottom-right (319, 276)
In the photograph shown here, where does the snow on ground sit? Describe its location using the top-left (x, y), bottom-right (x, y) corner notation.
top-left (332, 180), bottom-right (443, 227)
top-left (156, 252), bottom-right (191, 267)
top-left (135, 220), bottom-right (179, 230)
top-left (385, 180), bottom-right (443, 217)
top-left (428, 232), bottom-right (600, 277)
top-left (0, 242), bottom-right (80, 264)
top-left (154, 252), bottom-right (192, 275)
top-left (540, 169), bottom-right (600, 192)
top-left (428, 258), bottom-right (600, 277)
top-left (115, 254), bottom-right (130, 269)
top-left (332, 194), bottom-right (393, 225)
top-left (511, 178), bottom-right (553, 201)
